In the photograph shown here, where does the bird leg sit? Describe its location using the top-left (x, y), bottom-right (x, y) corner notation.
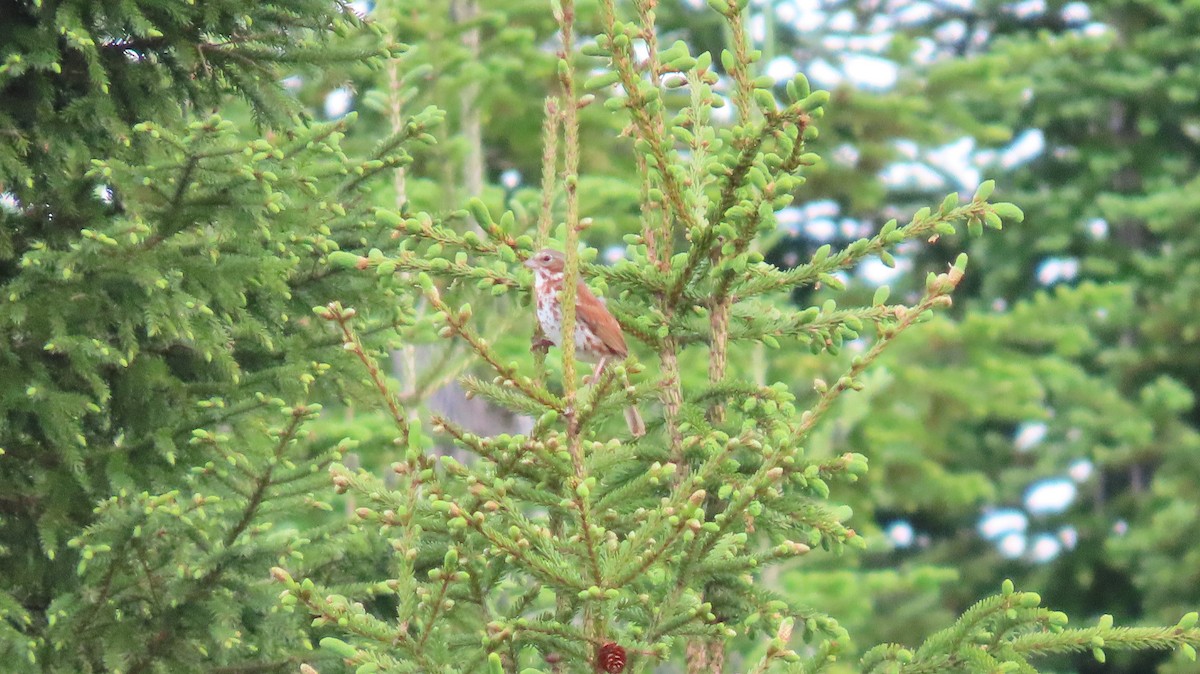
top-left (584, 356), bottom-right (608, 386)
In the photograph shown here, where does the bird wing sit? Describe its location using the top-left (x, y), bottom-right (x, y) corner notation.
top-left (576, 281), bottom-right (628, 358)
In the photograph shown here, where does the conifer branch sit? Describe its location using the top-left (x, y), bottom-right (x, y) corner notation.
top-left (458, 376), bottom-right (562, 418)
top-left (432, 415), bottom-right (570, 485)
top-left (223, 404), bottom-right (312, 547)
top-left (712, 127), bottom-right (809, 305)
top-left (598, 0), bottom-right (699, 237)
top-left (671, 104), bottom-right (814, 310)
top-left (677, 260), bottom-right (969, 594)
top-left (537, 97), bottom-right (560, 247)
top-left (786, 256), bottom-right (969, 441)
top-left (415, 572), bottom-right (455, 654)
top-left (721, 3), bottom-right (755, 131)
top-left (669, 301), bottom-right (906, 347)
top-left (505, 617), bottom-right (594, 647)
top-left (274, 568), bottom-right (439, 672)
top-left (455, 506), bottom-right (588, 592)
top-left (125, 402), bottom-right (320, 674)
top-left (555, 0), bottom-right (607, 609)
top-left (330, 243), bottom-right (524, 291)
top-left (318, 302), bottom-right (411, 445)
top-left (573, 365), bottom-right (621, 430)
top-left (611, 483), bottom-right (718, 587)
top-left (556, 0), bottom-right (582, 431)
top-left (736, 196), bottom-right (1017, 299)
top-left (633, 0), bottom-right (664, 87)
top-left (1007, 623), bottom-right (1200, 659)
top-left (625, 0), bottom-right (672, 270)
top-left (533, 97), bottom-right (561, 385)
top-left (634, 152), bottom-right (672, 269)
top-left (167, 155), bottom-right (200, 221)
top-left (410, 280), bottom-right (563, 416)
top-left (578, 374), bottom-right (660, 437)
top-left (746, 617), bottom-right (797, 674)
top-left (863, 584), bottom-right (1200, 673)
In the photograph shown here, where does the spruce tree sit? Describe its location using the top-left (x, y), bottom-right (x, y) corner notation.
top-left (273, 1), bottom-right (1200, 673)
top-left (0, 1), bottom-right (436, 670)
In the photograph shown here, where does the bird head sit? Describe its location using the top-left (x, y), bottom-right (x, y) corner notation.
top-left (523, 248), bottom-right (566, 273)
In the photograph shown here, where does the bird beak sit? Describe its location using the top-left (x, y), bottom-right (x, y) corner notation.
top-left (523, 258), bottom-right (536, 269)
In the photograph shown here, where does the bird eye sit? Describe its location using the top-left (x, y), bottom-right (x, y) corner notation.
top-left (541, 254), bottom-right (551, 262)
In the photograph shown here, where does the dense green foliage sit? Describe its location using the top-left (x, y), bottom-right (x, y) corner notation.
top-left (0, 0), bottom-right (431, 669)
top-left (3, 0), bottom-right (1200, 673)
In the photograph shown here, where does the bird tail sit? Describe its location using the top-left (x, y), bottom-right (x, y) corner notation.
top-left (625, 405), bottom-right (646, 438)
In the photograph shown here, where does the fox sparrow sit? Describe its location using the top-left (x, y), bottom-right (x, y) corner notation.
top-left (524, 248), bottom-right (646, 437)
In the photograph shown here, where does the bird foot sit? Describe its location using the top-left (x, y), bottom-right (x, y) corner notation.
top-left (531, 337), bottom-right (554, 354)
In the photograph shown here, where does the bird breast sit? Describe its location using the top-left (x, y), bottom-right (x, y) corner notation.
top-left (534, 270), bottom-right (605, 360)
top-left (534, 271), bottom-right (564, 345)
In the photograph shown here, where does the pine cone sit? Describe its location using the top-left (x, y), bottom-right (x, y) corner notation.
top-left (596, 642), bottom-right (626, 673)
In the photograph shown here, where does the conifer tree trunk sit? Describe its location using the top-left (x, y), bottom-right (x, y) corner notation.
top-left (455, 0), bottom-right (484, 202)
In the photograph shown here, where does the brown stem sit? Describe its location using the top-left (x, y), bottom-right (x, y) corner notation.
top-left (416, 574), bottom-right (454, 653)
top-left (327, 304), bottom-right (411, 445)
top-left (706, 297), bottom-right (731, 425)
top-left (659, 338), bottom-right (687, 473)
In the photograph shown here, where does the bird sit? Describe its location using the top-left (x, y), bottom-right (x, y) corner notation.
top-left (523, 248), bottom-right (646, 437)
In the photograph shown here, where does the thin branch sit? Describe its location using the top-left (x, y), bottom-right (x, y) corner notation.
top-left (321, 302), bottom-right (411, 445)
